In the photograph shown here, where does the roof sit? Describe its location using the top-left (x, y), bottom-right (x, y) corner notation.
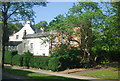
top-left (5, 41), bottom-right (22, 46)
top-left (31, 26), bottom-right (42, 33)
top-left (23, 31), bottom-right (50, 39)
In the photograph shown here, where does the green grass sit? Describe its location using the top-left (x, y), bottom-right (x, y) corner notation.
top-left (3, 68), bottom-right (88, 81)
top-left (80, 68), bottom-right (119, 79)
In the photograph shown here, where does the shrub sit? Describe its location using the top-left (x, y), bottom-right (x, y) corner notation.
top-left (48, 44), bottom-right (81, 71)
top-left (4, 50), bottom-right (18, 64)
top-left (29, 56), bottom-right (50, 70)
top-left (22, 51), bottom-right (33, 68)
top-left (23, 51), bottom-right (33, 56)
top-left (48, 54), bottom-right (81, 71)
top-left (11, 50), bottom-right (18, 56)
top-left (22, 56), bottom-right (31, 68)
top-left (48, 57), bottom-right (62, 71)
top-left (12, 55), bottom-right (23, 66)
top-left (50, 44), bottom-right (69, 57)
top-left (4, 51), bottom-right (13, 64)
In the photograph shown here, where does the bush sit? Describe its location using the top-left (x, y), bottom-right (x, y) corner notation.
top-left (23, 51), bottom-right (33, 56)
top-left (48, 57), bottom-right (62, 71)
top-left (4, 50), bottom-right (18, 64)
top-left (22, 51), bottom-right (33, 68)
top-left (4, 51), bottom-right (12, 64)
top-left (11, 50), bottom-right (18, 56)
top-left (50, 44), bottom-right (69, 57)
top-left (12, 55), bottom-right (23, 66)
top-left (48, 54), bottom-right (81, 71)
top-left (48, 44), bottom-right (82, 71)
top-left (22, 56), bottom-right (31, 68)
top-left (29, 56), bottom-right (50, 70)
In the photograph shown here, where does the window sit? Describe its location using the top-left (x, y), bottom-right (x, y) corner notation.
top-left (16, 35), bottom-right (19, 39)
top-left (30, 43), bottom-right (33, 49)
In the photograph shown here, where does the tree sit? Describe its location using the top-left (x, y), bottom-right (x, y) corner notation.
top-left (1, 2), bottom-right (47, 67)
top-left (34, 21), bottom-right (48, 30)
top-left (0, 22), bottom-right (2, 67)
top-left (67, 2), bottom-right (104, 64)
top-left (7, 22), bottom-right (23, 36)
top-left (14, 22), bottom-right (23, 30)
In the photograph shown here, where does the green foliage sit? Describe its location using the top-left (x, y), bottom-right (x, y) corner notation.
top-left (3, 68), bottom-right (88, 81)
top-left (80, 68), bottom-right (119, 79)
top-left (49, 44), bottom-right (81, 71)
top-left (23, 51), bottom-right (33, 56)
top-left (22, 51), bottom-right (33, 68)
top-left (4, 51), bottom-right (17, 64)
top-left (7, 22), bottom-right (23, 36)
top-left (29, 56), bottom-right (50, 70)
top-left (4, 51), bottom-right (13, 64)
top-left (48, 54), bottom-right (81, 71)
top-left (48, 57), bottom-right (62, 71)
top-left (12, 55), bottom-right (23, 66)
top-left (4, 51), bottom-right (50, 70)
top-left (22, 56), bottom-right (31, 68)
top-left (34, 21), bottom-right (48, 29)
top-left (50, 44), bottom-right (69, 57)
top-left (1, 2), bottom-right (47, 23)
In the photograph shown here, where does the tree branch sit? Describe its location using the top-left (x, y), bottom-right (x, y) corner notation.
top-left (7, 8), bottom-right (18, 20)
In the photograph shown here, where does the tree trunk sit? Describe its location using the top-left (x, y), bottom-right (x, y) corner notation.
top-left (2, 11), bottom-right (8, 68)
top-left (0, 23), bottom-right (3, 68)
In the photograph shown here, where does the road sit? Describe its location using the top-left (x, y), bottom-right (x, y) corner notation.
top-left (2, 73), bottom-right (24, 81)
top-left (2, 73), bottom-right (39, 81)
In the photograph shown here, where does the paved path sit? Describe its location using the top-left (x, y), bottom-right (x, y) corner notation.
top-left (4, 65), bottom-right (117, 81)
top-left (2, 72), bottom-right (39, 81)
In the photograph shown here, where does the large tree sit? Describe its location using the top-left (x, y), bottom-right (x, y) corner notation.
top-left (34, 21), bottom-right (48, 30)
top-left (67, 2), bottom-right (104, 64)
top-left (1, 2), bottom-right (47, 67)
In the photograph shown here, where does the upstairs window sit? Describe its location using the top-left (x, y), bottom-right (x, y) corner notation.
top-left (16, 35), bottom-right (19, 39)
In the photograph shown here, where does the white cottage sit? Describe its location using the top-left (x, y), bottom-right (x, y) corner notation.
top-left (6, 20), bottom-right (43, 55)
top-left (9, 20), bottom-right (40, 41)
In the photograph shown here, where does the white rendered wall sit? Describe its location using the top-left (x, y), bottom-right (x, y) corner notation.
top-left (9, 22), bottom-right (35, 41)
top-left (23, 37), bottom-right (49, 56)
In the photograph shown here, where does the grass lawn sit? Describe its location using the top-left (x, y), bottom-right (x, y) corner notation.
top-left (3, 68), bottom-right (88, 81)
top-left (80, 68), bottom-right (119, 80)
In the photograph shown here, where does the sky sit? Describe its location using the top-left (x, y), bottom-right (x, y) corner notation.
top-left (33, 2), bottom-right (74, 24)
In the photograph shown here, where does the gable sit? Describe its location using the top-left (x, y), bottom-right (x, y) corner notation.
top-left (9, 21), bottom-right (35, 41)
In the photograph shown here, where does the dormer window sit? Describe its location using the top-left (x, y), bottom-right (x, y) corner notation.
top-left (16, 35), bottom-right (19, 39)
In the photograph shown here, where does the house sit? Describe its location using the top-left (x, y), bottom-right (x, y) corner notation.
top-left (6, 20), bottom-right (84, 56)
top-left (9, 20), bottom-right (41, 42)
top-left (22, 31), bottom-right (50, 56)
top-left (5, 20), bottom-right (42, 54)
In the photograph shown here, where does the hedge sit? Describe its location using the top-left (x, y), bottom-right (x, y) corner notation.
top-left (22, 56), bottom-right (31, 68)
top-left (48, 57), bottom-right (62, 71)
top-left (12, 55), bottom-right (23, 66)
top-left (4, 51), bottom-right (17, 64)
top-left (29, 56), bottom-right (50, 70)
top-left (48, 54), bottom-right (81, 71)
top-left (4, 49), bottom-right (81, 71)
top-left (4, 51), bottom-right (50, 69)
